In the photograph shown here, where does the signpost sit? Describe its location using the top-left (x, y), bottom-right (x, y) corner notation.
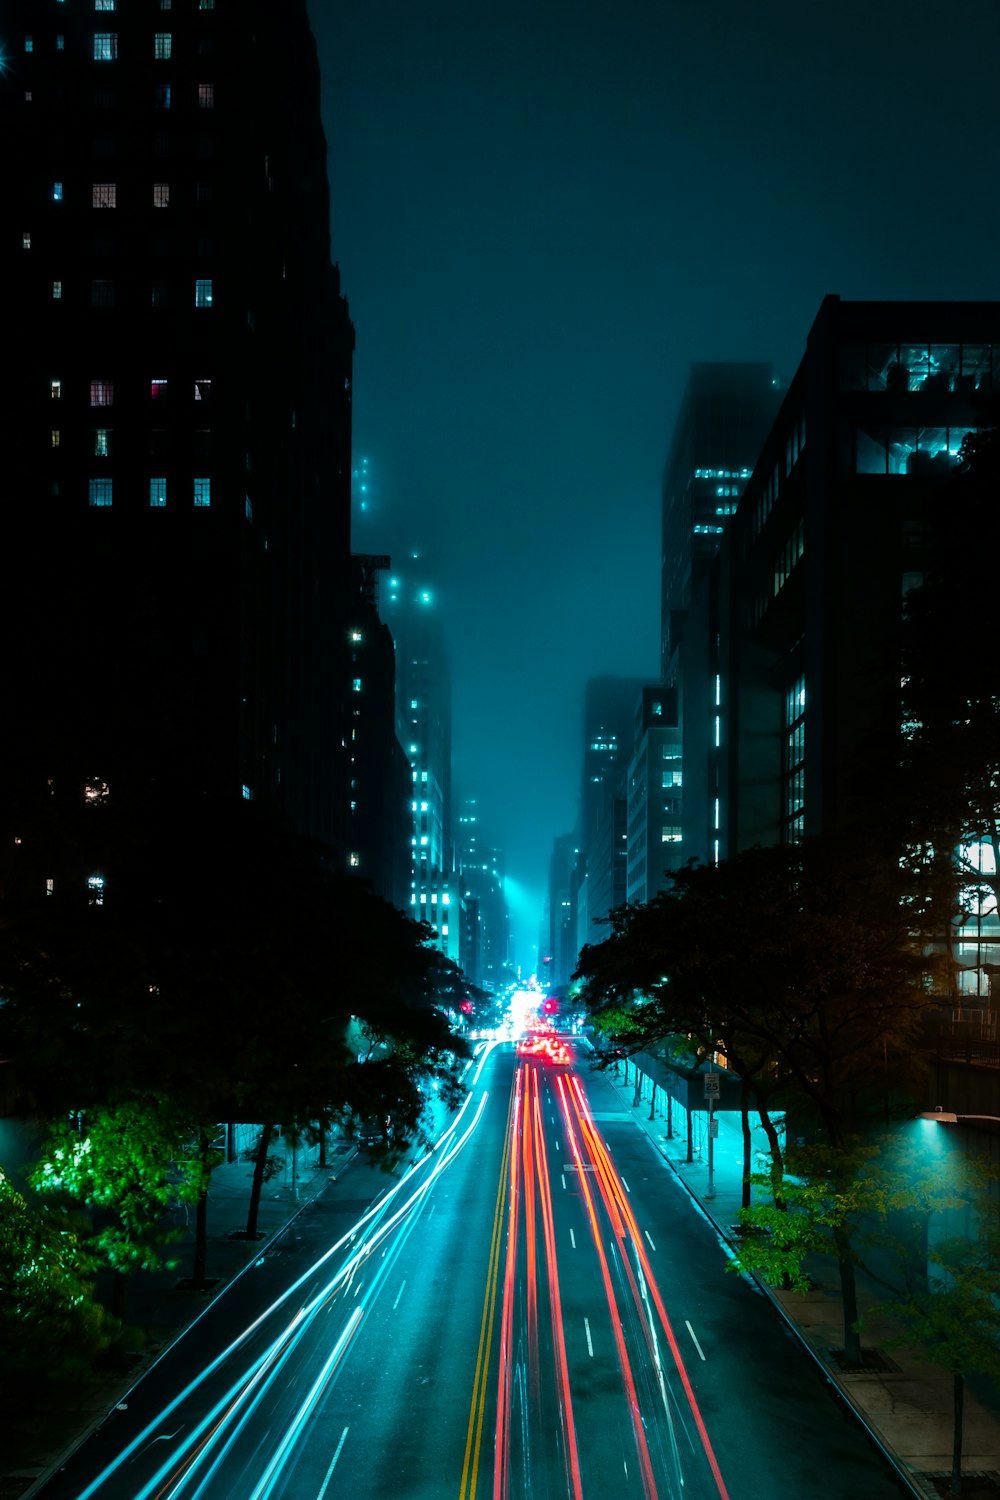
top-left (703, 1073), bottom-right (720, 1198)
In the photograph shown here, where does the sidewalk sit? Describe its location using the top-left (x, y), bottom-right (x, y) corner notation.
top-left (601, 1062), bottom-right (1000, 1500)
top-left (3, 1135), bottom-right (357, 1500)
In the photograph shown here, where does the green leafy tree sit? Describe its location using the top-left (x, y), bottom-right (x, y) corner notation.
top-left (0, 1168), bottom-right (113, 1391)
top-left (576, 838), bottom-right (934, 1359)
top-left (31, 1097), bottom-right (216, 1320)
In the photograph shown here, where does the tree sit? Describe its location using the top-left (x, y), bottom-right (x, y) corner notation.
top-left (31, 1096), bottom-right (216, 1320)
top-left (575, 838), bottom-right (935, 1359)
top-left (864, 1144), bottom-right (1000, 1498)
top-left (0, 1168), bottom-right (113, 1391)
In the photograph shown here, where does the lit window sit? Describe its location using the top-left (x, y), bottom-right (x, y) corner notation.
top-left (87, 875), bottom-right (105, 905)
top-left (153, 182), bottom-right (170, 207)
top-left (89, 478), bottom-right (113, 507)
top-left (194, 279), bottom-right (213, 308)
top-left (90, 279), bottom-right (115, 306)
top-left (242, 784), bottom-right (252, 801)
top-left (245, 495), bottom-right (252, 521)
top-left (150, 378), bottom-right (167, 401)
top-left (155, 84), bottom-right (171, 109)
top-left (149, 477), bottom-right (166, 507)
top-left (56, 34), bottom-right (65, 49)
top-left (50, 379), bottom-right (62, 399)
top-left (93, 429), bottom-right (111, 456)
top-left (198, 84), bottom-right (215, 109)
top-left (95, 0), bottom-right (117, 8)
top-left (349, 853), bottom-right (360, 868)
top-left (199, 0), bottom-right (215, 8)
top-left (51, 430), bottom-right (61, 448)
top-left (90, 380), bottom-right (113, 406)
top-left (93, 33), bottom-right (118, 61)
top-left (352, 678), bottom-right (362, 693)
top-left (52, 280), bottom-right (62, 298)
top-left (194, 378), bottom-right (211, 402)
top-left (153, 33), bottom-right (172, 60)
top-left (159, 0), bottom-right (172, 9)
top-left (52, 182), bottom-right (63, 202)
top-left (46, 879), bottom-right (54, 896)
top-left (25, 37), bottom-right (33, 53)
top-left (350, 629), bottom-right (363, 642)
top-left (25, 91), bottom-right (32, 102)
top-left (193, 476), bottom-right (211, 507)
top-left (92, 182), bottom-right (116, 208)
top-left (22, 232), bottom-right (31, 249)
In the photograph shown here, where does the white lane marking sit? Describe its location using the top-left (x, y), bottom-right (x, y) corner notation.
top-left (554, 1140), bottom-right (560, 1150)
top-left (644, 1230), bottom-right (656, 1251)
top-left (570, 1228), bottom-right (576, 1249)
top-left (561, 1174), bottom-right (567, 1190)
top-left (685, 1320), bottom-right (706, 1361)
top-left (584, 1318), bottom-right (594, 1357)
top-left (621, 1176), bottom-right (631, 1193)
top-left (317, 1426), bottom-right (350, 1499)
top-left (392, 1280), bottom-right (406, 1311)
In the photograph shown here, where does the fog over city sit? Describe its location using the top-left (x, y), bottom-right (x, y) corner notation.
top-left (307, 0), bottom-right (1000, 961)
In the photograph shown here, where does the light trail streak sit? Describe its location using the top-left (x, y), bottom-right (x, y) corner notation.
top-left (529, 1069), bottom-right (583, 1500)
top-left (79, 1068), bottom-right (497, 1499)
top-left (555, 1074), bottom-right (659, 1500)
top-left (457, 1078), bottom-right (516, 1500)
top-left (247, 1308), bottom-right (363, 1500)
top-left (567, 1073), bottom-right (733, 1500)
top-left (492, 1065), bottom-right (523, 1500)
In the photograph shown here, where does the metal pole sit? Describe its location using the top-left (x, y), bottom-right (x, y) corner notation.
top-left (706, 1097), bottom-right (716, 1198)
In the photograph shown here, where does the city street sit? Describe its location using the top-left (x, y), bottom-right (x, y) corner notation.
top-left (36, 1042), bottom-right (907, 1500)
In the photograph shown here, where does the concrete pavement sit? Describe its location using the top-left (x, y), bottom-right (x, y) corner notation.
top-left (600, 1058), bottom-right (1000, 1500)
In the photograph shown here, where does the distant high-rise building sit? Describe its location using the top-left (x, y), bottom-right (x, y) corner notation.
top-left (545, 833), bottom-right (577, 989)
top-left (457, 798), bottom-right (509, 992)
top-left (626, 685), bottom-right (683, 905)
top-left (385, 572), bottom-right (456, 960)
top-left (576, 676), bottom-right (645, 948)
top-left (1, 1), bottom-right (354, 863)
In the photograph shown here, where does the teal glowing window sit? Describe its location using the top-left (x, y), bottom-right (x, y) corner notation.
top-left (52, 182), bottom-right (63, 202)
top-left (93, 33), bottom-right (118, 60)
top-left (89, 478), bottom-right (113, 507)
top-left (154, 34), bottom-right (171, 60)
top-left (93, 429), bottom-right (111, 457)
top-left (194, 279), bottom-right (213, 308)
top-left (193, 476), bottom-right (210, 507)
top-left (149, 477), bottom-right (166, 507)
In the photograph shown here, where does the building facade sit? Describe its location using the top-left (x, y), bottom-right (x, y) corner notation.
top-left (1, 1), bottom-right (354, 867)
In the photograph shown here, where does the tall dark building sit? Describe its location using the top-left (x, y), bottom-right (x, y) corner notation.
top-left (576, 676), bottom-right (644, 950)
top-left (0, 2), bottom-right (354, 865)
top-left (347, 556), bottom-right (411, 911)
top-left (661, 363), bottom-right (780, 674)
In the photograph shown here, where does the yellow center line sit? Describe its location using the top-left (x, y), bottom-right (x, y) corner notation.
top-left (458, 1073), bottom-right (516, 1500)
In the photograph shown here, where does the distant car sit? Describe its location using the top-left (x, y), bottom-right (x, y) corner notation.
top-left (356, 1119), bottom-right (385, 1148)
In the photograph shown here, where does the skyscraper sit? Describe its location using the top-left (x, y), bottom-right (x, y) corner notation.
top-left (1, 2), bottom-right (354, 864)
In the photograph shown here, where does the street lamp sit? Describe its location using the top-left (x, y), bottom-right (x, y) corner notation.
top-left (918, 1108), bottom-right (1000, 1124)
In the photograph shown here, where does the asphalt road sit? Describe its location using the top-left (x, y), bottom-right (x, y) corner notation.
top-left (36, 1040), bottom-right (910, 1500)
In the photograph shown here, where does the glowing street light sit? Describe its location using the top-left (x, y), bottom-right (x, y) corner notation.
top-left (918, 1107), bottom-right (1000, 1124)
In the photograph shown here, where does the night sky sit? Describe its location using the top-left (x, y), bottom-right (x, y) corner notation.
top-left (308, 0), bottom-right (1000, 967)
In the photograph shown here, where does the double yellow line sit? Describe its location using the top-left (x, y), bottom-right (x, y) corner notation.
top-left (457, 1075), bottom-right (516, 1500)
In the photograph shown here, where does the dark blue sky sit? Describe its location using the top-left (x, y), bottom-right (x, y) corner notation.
top-left (308, 0), bottom-right (1000, 966)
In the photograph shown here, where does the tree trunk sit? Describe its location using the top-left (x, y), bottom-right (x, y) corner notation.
top-left (757, 1103), bottom-right (786, 1210)
top-left (190, 1128), bottom-right (210, 1289)
top-left (245, 1122), bottom-right (276, 1239)
top-left (740, 1080), bottom-right (752, 1210)
top-left (834, 1223), bottom-right (862, 1364)
top-left (665, 1086), bottom-right (673, 1139)
top-left (686, 1101), bottom-right (694, 1163)
top-left (110, 1268), bottom-right (129, 1324)
top-left (950, 1371), bottom-right (964, 1496)
top-left (649, 1082), bottom-right (657, 1121)
top-left (633, 1069), bottom-right (642, 1107)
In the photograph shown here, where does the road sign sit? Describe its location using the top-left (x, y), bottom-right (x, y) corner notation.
top-left (703, 1072), bottom-right (720, 1099)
